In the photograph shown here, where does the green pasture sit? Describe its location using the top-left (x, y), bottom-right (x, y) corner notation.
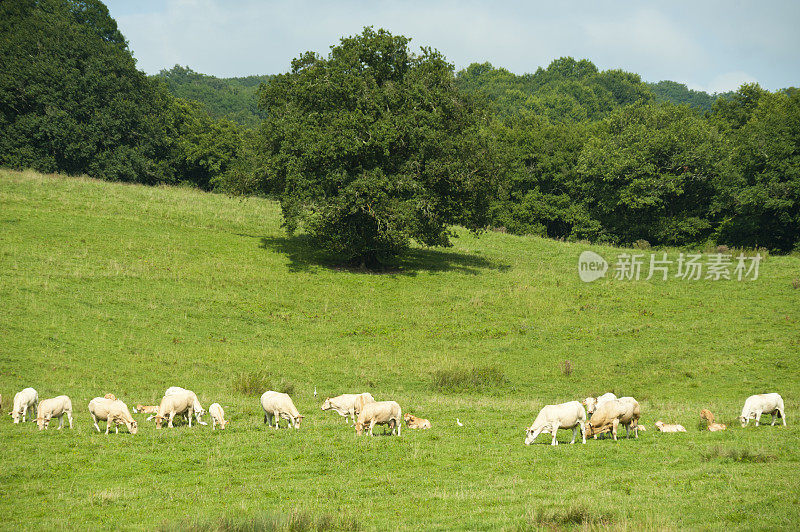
top-left (1, 169), bottom-right (798, 530)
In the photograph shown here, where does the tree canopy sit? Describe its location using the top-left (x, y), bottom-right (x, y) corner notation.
top-left (249, 27), bottom-right (494, 265)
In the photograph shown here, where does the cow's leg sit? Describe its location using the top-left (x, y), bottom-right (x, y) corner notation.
top-left (106, 418), bottom-right (112, 434)
top-left (66, 411), bottom-right (73, 429)
top-left (755, 412), bottom-right (761, 427)
top-left (771, 412), bottom-right (776, 426)
top-left (92, 414), bottom-right (100, 432)
top-left (570, 426), bottom-right (577, 444)
top-left (369, 421), bottom-right (376, 436)
top-left (187, 408), bottom-right (193, 427)
top-left (397, 419), bottom-right (401, 436)
top-left (57, 415), bottom-right (63, 430)
top-left (612, 419), bottom-right (619, 441)
top-left (168, 412), bottom-right (175, 428)
top-left (579, 420), bottom-right (586, 444)
top-left (551, 422), bottom-right (560, 446)
top-left (780, 408), bottom-right (787, 426)
top-left (634, 421), bottom-right (639, 439)
top-left (274, 411), bottom-right (280, 429)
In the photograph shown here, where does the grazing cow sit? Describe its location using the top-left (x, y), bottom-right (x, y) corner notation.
top-left (654, 421), bottom-right (686, 433)
top-left (155, 391), bottom-right (195, 429)
top-left (36, 396), bottom-right (74, 430)
top-left (700, 409), bottom-right (726, 431)
top-left (356, 401), bottom-right (402, 436)
top-left (165, 387), bottom-right (207, 425)
top-left (739, 393), bottom-right (786, 427)
top-left (525, 401), bottom-right (587, 446)
top-left (88, 397), bottom-right (138, 434)
top-left (584, 398), bottom-right (640, 440)
top-left (12, 387), bottom-right (38, 423)
top-left (404, 413), bottom-right (432, 429)
top-left (209, 403), bottom-right (228, 430)
top-left (261, 391), bottom-right (303, 429)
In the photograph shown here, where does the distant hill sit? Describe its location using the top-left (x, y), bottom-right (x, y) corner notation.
top-left (455, 58), bottom-right (654, 121)
top-left (647, 80), bottom-right (733, 112)
top-left (153, 65), bottom-right (270, 128)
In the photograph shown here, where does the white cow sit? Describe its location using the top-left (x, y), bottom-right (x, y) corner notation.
top-left (165, 387), bottom-right (207, 425)
top-left (261, 391), bottom-right (303, 429)
top-left (88, 397), bottom-right (138, 434)
top-left (12, 387), bottom-right (38, 423)
top-left (739, 393), bottom-right (786, 427)
top-left (36, 396), bottom-right (74, 430)
top-left (525, 401), bottom-right (587, 446)
top-left (355, 401), bottom-right (402, 436)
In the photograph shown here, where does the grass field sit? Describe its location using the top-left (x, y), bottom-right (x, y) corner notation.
top-left (1, 168), bottom-right (799, 531)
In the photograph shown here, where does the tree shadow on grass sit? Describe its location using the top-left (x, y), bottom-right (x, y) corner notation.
top-left (259, 235), bottom-right (509, 276)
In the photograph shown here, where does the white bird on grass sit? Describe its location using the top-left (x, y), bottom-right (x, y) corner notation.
top-left (456, 418), bottom-right (463, 427)
top-left (314, 386), bottom-right (317, 398)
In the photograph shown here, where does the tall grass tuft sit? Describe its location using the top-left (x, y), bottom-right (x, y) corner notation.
top-left (432, 364), bottom-right (507, 393)
top-left (701, 446), bottom-right (776, 463)
top-left (232, 371), bottom-right (295, 396)
top-left (170, 509), bottom-right (359, 531)
top-left (516, 505), bottom-right (618, 530)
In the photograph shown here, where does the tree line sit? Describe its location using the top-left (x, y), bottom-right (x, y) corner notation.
top-left (1, 1), bottom-right (798, 265)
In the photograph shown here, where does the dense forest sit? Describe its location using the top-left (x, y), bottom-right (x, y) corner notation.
top-left (2, 0), bottom-right (799, 262)
top-left (154, 66), bottom-right (270, 128)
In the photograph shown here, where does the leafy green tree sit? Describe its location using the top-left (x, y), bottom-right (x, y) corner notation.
top-left (648, 80), bottom-right (727, 112)
top-left (576, 102), bottom-right (723, 245)
top-left (0, 0), bottom-right (175, 183)
top-left (252, 27), bottom-right (493, 266)
top-left (169, 99), bottom-right (241, 190)
top-left (714, 90), bottom-right (800, 251)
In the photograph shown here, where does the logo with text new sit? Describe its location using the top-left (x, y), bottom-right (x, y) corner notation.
top-left (578, 251), bottom-right (608, 282)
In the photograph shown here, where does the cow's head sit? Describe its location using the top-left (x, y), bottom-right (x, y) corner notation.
top-left (738, 415), bottom-right (749, 427)
top-left (37, 416), bottom-right (48, 430)
top-left (154, 415), bottom-right (164, 429)
top-left (355, 421), bottom-right (364, 435)
top-left (294, 415), bottom-right (304, 429)
top-left (584, 397), bottom-right (597, 414)
top-left (403, 413), bottom-right (413, 424)
top-left (524, 428), bottom-right (535, 445)
top-left (321, 399), bottom-right (331, 411)
top-left (128, 420), bottom-right (138, 434)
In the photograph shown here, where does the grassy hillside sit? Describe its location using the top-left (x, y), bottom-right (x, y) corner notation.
top-left (1, 169), bottom-right (799, 530)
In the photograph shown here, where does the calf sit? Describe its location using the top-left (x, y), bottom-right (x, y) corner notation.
top-left (403, 413), bottom-right (432, 429)
top-left (209, 403), bottom-right (228, 430)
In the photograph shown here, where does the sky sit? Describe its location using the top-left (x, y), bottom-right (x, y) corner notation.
top-left (105, 0), bottom-right (800, 94)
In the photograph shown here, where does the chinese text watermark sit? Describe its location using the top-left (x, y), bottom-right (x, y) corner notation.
top-left (579, 251), bottom-right (761, 282)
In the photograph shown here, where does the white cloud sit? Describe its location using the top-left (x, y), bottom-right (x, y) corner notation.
top-left (106, 0), bottom-right (800, 90)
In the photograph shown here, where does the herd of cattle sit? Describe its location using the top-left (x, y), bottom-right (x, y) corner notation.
top-left (3, 387), bottom-right (427, 436)
top-left (4, 387), bottom-right (787, 443)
